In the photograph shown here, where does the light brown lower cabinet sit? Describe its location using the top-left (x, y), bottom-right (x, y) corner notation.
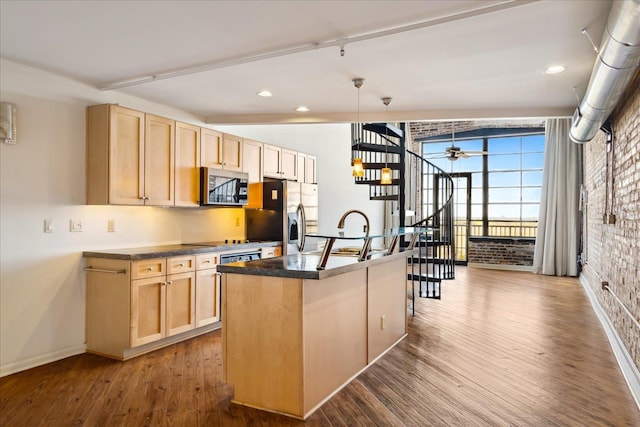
top-left (86, 254), bottom-right (216, 360)
top-left (195, 252), bottom-right (221, 327)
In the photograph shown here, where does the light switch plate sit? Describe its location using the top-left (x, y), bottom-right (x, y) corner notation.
top-left (44, 219), bottom-right (55, 233)
top-left (107, 219), bottom-right (116, 232)
top-left (70, 219), bottom-right (83, 232)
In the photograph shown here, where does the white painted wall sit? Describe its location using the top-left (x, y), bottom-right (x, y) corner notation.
top-left (0, 58), bottom-right (382, 375)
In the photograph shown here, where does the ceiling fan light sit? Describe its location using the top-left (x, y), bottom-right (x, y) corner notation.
top-left (380, 167), bottom-right (392, 184)
top-left (352, 158), bottom-right (364, 177)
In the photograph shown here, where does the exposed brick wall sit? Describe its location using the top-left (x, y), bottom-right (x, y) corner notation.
top-left (468, 237), bottom-right (535, 266)
top-left (581, 76), bottom-right (640, 370)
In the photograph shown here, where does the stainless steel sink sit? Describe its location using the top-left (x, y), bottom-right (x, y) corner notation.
top-left (330, 246), bottom-right (386, 257)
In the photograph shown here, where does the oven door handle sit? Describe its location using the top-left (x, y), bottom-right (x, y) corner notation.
top-left (296, 203), bottom-right (306, 252)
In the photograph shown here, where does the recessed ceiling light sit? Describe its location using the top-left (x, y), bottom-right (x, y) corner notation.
top-left (295, 106), bottom-right (310, 112)
top-left (257, 90), bottom-right (273, 97)
top-left (544, 65), bottom-right (566, 74)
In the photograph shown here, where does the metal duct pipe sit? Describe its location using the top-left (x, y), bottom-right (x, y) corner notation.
top-left (570, 0), bottom-right (640, 143)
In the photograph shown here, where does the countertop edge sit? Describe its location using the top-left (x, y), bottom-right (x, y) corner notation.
top-left (82, 241), bottom-right (282, 260)
top-left (217, 249), bottom-right (418, 280)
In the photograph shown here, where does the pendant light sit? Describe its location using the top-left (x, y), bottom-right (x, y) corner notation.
top-left (351, 78), bottom-right (365, 178)
top-left (380, 97), bottom-right (392, 185)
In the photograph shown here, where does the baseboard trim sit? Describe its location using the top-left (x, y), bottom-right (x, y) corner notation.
top-left (1, 344), bottom-right (87, 378)
top-left (467, 263), bottom-right (533, 272)
top-left (579, 274), bottom-right (640, 410)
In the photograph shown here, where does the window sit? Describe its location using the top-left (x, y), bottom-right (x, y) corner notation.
top-left (421, 126), bottom-right (544, 238)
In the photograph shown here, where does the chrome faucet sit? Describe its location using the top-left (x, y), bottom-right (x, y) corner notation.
top-left (337, 209), bottom-right (370, 236)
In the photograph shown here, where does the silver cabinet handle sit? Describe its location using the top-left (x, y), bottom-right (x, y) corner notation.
top-left (85, 267), bottom-right (126, 274)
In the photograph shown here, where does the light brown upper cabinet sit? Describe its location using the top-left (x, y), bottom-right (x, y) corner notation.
top-left (264, 143), bottom-right (297, 180)
top-left (242, 138), bottom-right (263, 183)
top-left (297, 153), bottom-right (317, 184)
top-left (86, 104), bottom-right (174, 206)
top-left (145, 114), bottom-right (175, 206)
top-left (175, 122), bottom-right (201, 207)
top-left (201, 129), bottom-right (242, 171)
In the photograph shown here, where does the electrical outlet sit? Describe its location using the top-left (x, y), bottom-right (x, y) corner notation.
top-left (602, 214), bottom-right (609, 224)
top-left (601, 281), bottom-right (609, 290)
top-left (44, 219), bottom-right (55, 233)
top-left (107, 219), bottom-right (116, 232)
top-left (70, 219), bottom-right (83, 232)
top-left (607, 214), bottom-right (616, 224)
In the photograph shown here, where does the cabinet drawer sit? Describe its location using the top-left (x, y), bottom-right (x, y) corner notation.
top-left (196, 253), bottom-right (218, 270)
top-left (131, 259), bottom-right (166, 280)
top-left (167, 256), bottom-right (195, 274)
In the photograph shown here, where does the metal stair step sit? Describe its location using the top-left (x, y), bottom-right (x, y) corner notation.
top-left (352, 142), bottom-right (403, 154)
top-left (362, 122), bottom-right (404, 139)
top-left (370, 195), bottom-right (399, 201)
top-left (362, 162), bottom-right (402, 170)
top-left (408, 257), bottom-right (454, 265)
top-left (354, 179), bottom-right (402, 185)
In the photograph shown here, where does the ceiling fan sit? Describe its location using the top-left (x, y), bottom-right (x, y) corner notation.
top-left (423, 123), bottom-right (487, 161)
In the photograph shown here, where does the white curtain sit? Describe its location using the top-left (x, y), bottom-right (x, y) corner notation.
top-left (533, 118), bottom-right (582, 276)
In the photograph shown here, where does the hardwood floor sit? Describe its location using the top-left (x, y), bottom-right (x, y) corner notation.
top-left (2, 267), bottom-right (639, 426)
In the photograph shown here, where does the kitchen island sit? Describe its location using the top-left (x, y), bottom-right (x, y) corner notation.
top-left (218, 236), bottom-right (418, 419)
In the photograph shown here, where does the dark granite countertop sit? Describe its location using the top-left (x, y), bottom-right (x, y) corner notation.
top-left (217, 248), bottom-right (417, 280)
top-left (83, 241), bottom-right (281, 260)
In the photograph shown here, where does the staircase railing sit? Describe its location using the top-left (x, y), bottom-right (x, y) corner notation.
top-left (351, 122), bottom-right (455, 315)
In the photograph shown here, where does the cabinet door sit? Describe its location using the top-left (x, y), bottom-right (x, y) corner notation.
top-left (263, 143), bottom-right (281, 178)
top-left (201, 128), bottom-right (223, 169)
top-left (242, 139), bottom-right (263, 183)
top-left (222, 134), bottom-right (243, 171)
top-left (297, 153), bottom-right (307, 183)
top-left (166, 272), bottom-right (196, 336)
top-left (131, 276), bottom-right (166, 347)
top-left (145, 114), bottom-right (175, 206)
top-left (195, 268), bottom-right (221, 327)
top-left (281, 148), bottom-right (298, 181)
top-left (175, 122), bottom-right (200, 207)
top-left (108, 106), bottom-right (145, 205)
top-left (305, 155), bottom-right (317, 184)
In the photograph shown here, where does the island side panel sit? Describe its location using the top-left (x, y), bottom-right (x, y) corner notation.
top-left (223, 273), bottom-right (304, 417)
top-left (367, 257), bottom-right (408, 363)
top-left (302, 269), bottom-right (368, 415)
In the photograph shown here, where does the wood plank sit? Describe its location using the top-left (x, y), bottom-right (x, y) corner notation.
top-left (1, 267), bottom-right (639, 426)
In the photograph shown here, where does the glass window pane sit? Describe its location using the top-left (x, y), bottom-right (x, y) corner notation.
top-left (489, 136), bottom-right (521, 154)
top-left (489, 187), bottom-right (521, 203)
top-left (522, 171), bottom-right (543, 186)
top-left (488, 204), bottom-right (520, 220)
top-left (471, 172), bottom-right (483, 188)
top-left (522, 153), bottom-right (544, 169)
top-left (423, 142), bottom-right (451, 155)
top-left (457, 139), bottom-right (484, 152)
top-left (471, 204), bottom-right (483, 220)
top-left (522, 187), bottom-right (541, 202)
top-left (522, 134), bottom-right (545, 152)
top-left (454, 155), bottom-right (482, 172)
top-left (489, 154), bottom-right (521, 170)
top-left (471, 188), bottom-right (483, 204)
top-left (522, 204), bottom-right (540, 220)
top-left (489, 172), bottom-right (520, 187)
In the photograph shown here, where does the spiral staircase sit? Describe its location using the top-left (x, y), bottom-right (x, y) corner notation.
top-left (351, 122), bottom-right (455, 315)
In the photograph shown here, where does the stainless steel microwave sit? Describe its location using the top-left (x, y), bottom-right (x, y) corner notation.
top-left (200, 167), bottom-right (249, 206)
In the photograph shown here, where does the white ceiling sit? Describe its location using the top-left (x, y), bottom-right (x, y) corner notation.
top-left (0, 0), bottom-right (611, 124)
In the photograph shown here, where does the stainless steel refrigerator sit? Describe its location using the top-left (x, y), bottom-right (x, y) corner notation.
top-left (246, 180), bottom-right (318, 255)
